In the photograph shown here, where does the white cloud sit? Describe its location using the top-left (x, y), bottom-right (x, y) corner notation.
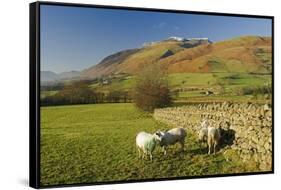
top-left (154, 22), bottom-right (167, 29)
top-left (154, 22), bottom-right (180, 31)
top-left (173, 26), bottom-right (180, 30)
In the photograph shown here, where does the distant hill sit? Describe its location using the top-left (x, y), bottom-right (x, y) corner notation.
top-left (42, 36), bottom-right (272, 82)
top-left (41, 70), bottom-right (81, 83)
top-left (59, 71), bottom-right (81, 80)
top-left (41, 71), bottom-right (59, 82)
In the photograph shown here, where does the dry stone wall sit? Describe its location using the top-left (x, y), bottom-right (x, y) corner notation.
top-left (153, 102), bottom-right (272, 171)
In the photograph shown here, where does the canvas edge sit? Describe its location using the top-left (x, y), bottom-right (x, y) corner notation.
top-left (29, 2), bottom-right (41, 189)
top-left (29, 1), bottom-right (275, 189)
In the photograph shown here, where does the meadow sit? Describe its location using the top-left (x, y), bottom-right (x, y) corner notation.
top-left (83, 72), bottom-right (271, 103)
top-left (40, 103), bottom-right (256, 186)
top-left (41, 71), bottom-right (272, 107)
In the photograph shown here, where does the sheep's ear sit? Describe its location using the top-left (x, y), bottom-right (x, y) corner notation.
top-left (155, 132), bottom-right (161, 137)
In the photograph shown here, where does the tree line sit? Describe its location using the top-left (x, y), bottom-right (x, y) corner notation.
top-left (41, 81), bottom-right (132, 106)
top-left (41, 64), bottom-right (172, 112)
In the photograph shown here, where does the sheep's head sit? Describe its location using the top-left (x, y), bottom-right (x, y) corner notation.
top-left (154, 131), bottom-right (165, 146)
top-left (201, 119), bottom-right (210, 128)
top-left (154, 131), bottom-right (166, 145)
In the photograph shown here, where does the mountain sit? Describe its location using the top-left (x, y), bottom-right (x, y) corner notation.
top-left (159, 36), bottom-right (272, 73)
top-left (41, 70), bottom-right (81, 82)
top-left (42, 36), bottom-right (272, 82)
top-left (81, 37), bottom-right (211, 78)
top-left (59, 71), bottom-right (81, 80)
top-left (81, 49), bottom-right (139, 78)
top-left (81, 36), bottom-right (271, 79)
top-left (41, 71), bottom-right (59, 82)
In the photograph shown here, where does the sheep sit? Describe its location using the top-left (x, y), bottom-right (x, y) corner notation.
top-left (198, 127), bottom-right (208, 146)
top-left (197, 119), bottom-right (210, 146)
top-left (201, 119), bottom-right (210, 128)
top-left (198, 120), bottom-right (222, 154)
top-left (207, 127), bottom-right (221, 154)
top-left (155, 127), bottom-right (187, 155)
top-left (136, 131), bottom-right (161, 161)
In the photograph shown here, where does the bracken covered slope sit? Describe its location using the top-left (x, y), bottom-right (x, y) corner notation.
top-left (80, 36), bottom-right (271, 79)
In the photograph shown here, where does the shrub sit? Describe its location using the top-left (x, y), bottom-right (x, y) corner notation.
top-left (134, 64), bottom-right (172, 112)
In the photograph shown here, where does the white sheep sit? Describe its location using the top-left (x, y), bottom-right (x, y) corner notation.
top-left (207, 127), bottom-right (221, 154)
top-left (197, 119), bottom-right (210, 146)
top-left (155, 127), bottom-right (187, 155)
top-left (201, 119), bottom-right (211, 128)
top-left (198, 127), bottom-right (208, 146)
top-left (136, 131), bottom-right (161, 161)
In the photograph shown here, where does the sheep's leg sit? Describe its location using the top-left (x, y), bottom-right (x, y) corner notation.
top-left (163, 146), bottom-right (167, 155)
top-left (180, 140), bottom-right (185, 152)
top-left (137, 148), bottom-right (141, 158)
top-left (200, 141), bottom-right (204, 148)
top-left (208, 144), bottom-right (211, 154)
top-left (208, 137), bottom-right (213, 154)
top-left (142, 150), bottom-right (146, 159)
top-left (149, 152), bottom-right (153, 161)
top-left (213, 141), bottom-right (218, 154)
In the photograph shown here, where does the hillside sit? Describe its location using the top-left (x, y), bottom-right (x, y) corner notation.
top-left (160, 36), bottom-right (272, 74)
top-left (81, 49), bottom-right (139, 78)
top-left (80, 37), bottom-right (211, 79)
top-left (79, 36), bottom-right (271, 79)
top-left (41, 36), bottom-right (272, 82)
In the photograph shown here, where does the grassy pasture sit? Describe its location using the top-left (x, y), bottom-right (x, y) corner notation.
top-left (88, 73), bottom-right (271, 95)
top-left (168, 73), bottom-right (271, 102)
top-left (168, 73), bottom-right (271, 88)
top-left (90, 76), bottom-right (136, 93)
top-left (41, 103), bottom-right (255, 186)
top-left (41, 72), bottom-right (271, 105)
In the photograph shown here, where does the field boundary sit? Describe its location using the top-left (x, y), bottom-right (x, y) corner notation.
top-left (154, 102), bottom-right (272, 171)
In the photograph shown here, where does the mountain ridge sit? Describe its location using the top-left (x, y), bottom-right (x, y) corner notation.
top-left (41, 70), bottom-right (81, 83)
top-left (41, 35), bottom-right (272, 82)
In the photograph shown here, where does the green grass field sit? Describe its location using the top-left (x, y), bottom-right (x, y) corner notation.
top-left (40, 90), bottom-right (58, 99)
top-left (40, 103), bottom-right (256, 186)
top-left (90, 76), bottom-right (136, 92)
top-left (87, 73), bottom-right (271, 92)
top-left (170, 73), bottom-right (270, 86)
top-left (41, 72), bottom-right (271, 104)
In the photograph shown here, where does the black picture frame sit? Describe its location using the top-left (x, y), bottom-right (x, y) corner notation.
top-left (30, 1), bottom-right (274, 189)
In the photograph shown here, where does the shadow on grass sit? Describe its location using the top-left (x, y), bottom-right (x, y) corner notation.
top-left (219, 128), bottom-right (236, 149)
top-left (189, 146), bottom-right (208, 155)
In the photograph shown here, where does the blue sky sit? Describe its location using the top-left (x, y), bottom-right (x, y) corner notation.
top-left (40, 5), bottom-right (272, 73)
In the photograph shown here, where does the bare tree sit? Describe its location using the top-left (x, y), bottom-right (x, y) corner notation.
top-left (134, 64), bottom-right (172, 112)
